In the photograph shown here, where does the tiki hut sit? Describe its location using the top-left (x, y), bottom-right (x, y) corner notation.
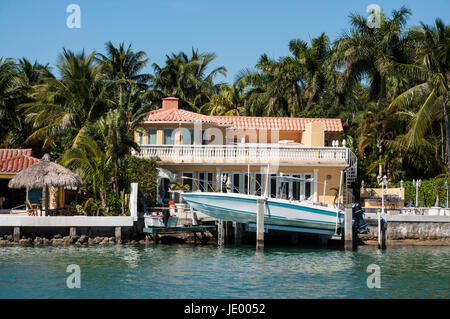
top-left (8, 154), bottom-right (83, 214)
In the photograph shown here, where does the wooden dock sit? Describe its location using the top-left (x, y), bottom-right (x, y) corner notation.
top-left (143, 225), bottom-right (217, 244)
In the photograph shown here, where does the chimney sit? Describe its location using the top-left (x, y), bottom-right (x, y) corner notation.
top-left (162, 97), bottom-right (179, 110)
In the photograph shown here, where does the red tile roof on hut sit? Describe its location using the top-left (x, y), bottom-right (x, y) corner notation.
top-left (0, 149), bottom-right (39, 173)
top-left (142, 97), bottom-right (343, 132)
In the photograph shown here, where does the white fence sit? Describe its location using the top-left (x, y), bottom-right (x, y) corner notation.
top-left (133, 144), bottom-right (355, 165)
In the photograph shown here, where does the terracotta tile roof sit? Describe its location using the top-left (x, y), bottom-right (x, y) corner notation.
top-left (142, 108), bottom-right (233, 126)
top-left (0, 149), bottom-right (40, 173)
top-left (217, 116), bottom-right (343, 132)
top-left (142, 97), bottom-right (343, 132)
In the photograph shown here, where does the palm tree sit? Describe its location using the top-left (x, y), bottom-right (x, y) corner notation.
top-left (22, 49), bottom-right (115, 151)
top-left (204, 83), bottom-right (245, 116)
top-left (96, 41), bottom-right (152, 106)
top-left (61, 135), bottom-right (110, 213)
top-left (0, 57), bottom-right (21, 145)
top-left (152, 48), bottom-right (227, 112)
top-left (289, 33), bottom-right (332, 111)
top-left (237, 55), bottom-right (301, 117)
top-left (96, 108), bottom-right (140, 194)
top-left (332, 6), bottom-right (412, 103)
top-left (388, 19), bottom-right (450, 173)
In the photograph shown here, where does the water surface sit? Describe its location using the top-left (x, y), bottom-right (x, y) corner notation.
top-left (0, 244), bottom-right (448, 298)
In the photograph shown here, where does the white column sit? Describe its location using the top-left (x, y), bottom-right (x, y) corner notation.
top-left (313, 169), bottom-right (319, 203)
top-left (215, 168), bottom-right (221, 191)
top-left (129, 183), bottom-right (138, 221)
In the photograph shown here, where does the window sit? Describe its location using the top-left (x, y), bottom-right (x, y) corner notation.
top-left (163, 129), bottom-right (175, 145)
top-left (304, 173), bottom-right (312, 200)
top-left (147, 129), bottom-right (157, 144)
top-left (138, 132), bottom-right (143, 145)
top-left (198, 172), bottom-right (205, 191)
top-left (182, 129), bottom-right (194, 145)
top-left (221, 172), bottom-right (230, 192)
top-left (254, 173), bottom-right (263, 196)
top-left (243, 173), bottom-right (250, 194)
top-left (270, 174), bottom-right (277, 198)
top-left (279, 175), bottom-right (290, 199)
top-left (202, 130), bottom-right (207, 145)
top-left (232, 173), bottom-right (241, 193)
top-left (182, 172), bottom-right (194, 192)
top-left (198, 172), bottom-right (214, 192)
top-left (292, 174), bottom-right (301, 200)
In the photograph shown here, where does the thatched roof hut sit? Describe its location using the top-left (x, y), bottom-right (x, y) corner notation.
top-left (8, 154), bottom-right (82, 189)
top-left (8, 154), bottom-right (83, 213)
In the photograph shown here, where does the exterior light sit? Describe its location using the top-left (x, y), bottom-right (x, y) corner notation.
top-left (400, 180), bottom-right (404, 189)
top-left (361, 180), bottom-right (365, 188)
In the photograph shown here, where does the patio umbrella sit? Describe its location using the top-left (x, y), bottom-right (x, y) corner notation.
top-left (8, 154), bottom-right (83, 213)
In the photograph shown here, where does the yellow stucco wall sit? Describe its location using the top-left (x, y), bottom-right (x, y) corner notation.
top-left (135, 122), bottom-right (342, 146)
top-left (301, 122), bottom-right (325, 147)
top-left (136, 123), bottom-right (227, 145)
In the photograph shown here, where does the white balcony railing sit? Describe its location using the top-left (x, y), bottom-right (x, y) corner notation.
top-left (133, 144), bottom-right (355, 166)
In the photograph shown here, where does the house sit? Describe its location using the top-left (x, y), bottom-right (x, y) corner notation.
top-left (0, 149), bottom-right (41, 211)
top-left (133, 97), bottom-right (357, 206)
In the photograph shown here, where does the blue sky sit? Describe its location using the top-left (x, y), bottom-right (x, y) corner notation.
top-left (1, 0), bottom-right (449, 83)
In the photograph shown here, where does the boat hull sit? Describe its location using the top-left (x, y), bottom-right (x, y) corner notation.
top-left (144, 215), bottom-right (179, 228)
top-left (181, 192), bottom-right (343, 235)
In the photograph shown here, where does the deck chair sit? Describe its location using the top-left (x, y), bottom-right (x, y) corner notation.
top-left (26, 200), bottom-right (40, 216)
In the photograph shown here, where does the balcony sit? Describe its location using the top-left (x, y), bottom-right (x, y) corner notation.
top-left (132, 144), bottom-right (357, 167)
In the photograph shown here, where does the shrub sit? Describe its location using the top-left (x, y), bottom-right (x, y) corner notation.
top-left (391, 177), bottom-right (450, 207)
top-left (124, 155), bottom-right (157, 208)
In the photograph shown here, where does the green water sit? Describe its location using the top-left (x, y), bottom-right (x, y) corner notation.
top-left (0, 244), bottom-right (448, 298)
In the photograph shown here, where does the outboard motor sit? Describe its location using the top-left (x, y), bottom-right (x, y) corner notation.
top-left (352, 203), bottom-right (369, 234)
top-left (162, 210), bottom-right (171, 228)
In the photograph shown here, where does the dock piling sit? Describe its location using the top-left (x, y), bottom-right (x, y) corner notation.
top-left (344, 206), bottom-right (355, 250)
top-left (233, 222), bottom-right (243, 245)
top-left (13, 227), bottom-right (20, 242)
top-left (115, 227), bottom-right (122, 243)
top-left (256, 198), bottom-right (265, 250)
top-left (379, 218), bottom-right (387, 249)
top-left (69, 227), bottom-right (76, 237)
top-left (217, 219), bottom-right (225, 247)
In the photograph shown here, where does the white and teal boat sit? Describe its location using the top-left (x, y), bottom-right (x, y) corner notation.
top-left (181, 175), bottom-right (344, 237)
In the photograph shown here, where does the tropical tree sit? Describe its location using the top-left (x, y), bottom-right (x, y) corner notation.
top-left (387, 19), bottom-right (450, 173)
top-left (332, 6), bottom-right (412, 103)
top-left (22, 49), bottom-right (115, 152)
top-left (152, 48), bottom-right (227, 112)
top-left (204, 83), bottom-right (245, 116)
top-left (0, 57), bottom-right (21, 145)
top-left (289, 33), bottom-right (333, 111)
top-left (61, 135), bottom-right (110, 213)
top-left (96, 41), bottom-right (152, 107)
top-left (237, 56), bottom-right (301, 117)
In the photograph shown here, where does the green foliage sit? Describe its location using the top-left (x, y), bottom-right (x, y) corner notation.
top-left (124, 155), bottom-right (157, 206)
top-left (401, 177), bottom-right (450, 207)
